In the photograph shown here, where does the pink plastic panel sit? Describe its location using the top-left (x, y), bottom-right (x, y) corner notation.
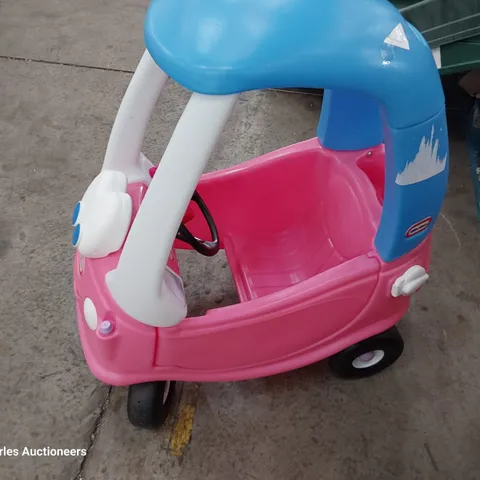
top-left (156, 255), bottom-right (380, 372)
top-left (74, 182), bottom-right (180, 384)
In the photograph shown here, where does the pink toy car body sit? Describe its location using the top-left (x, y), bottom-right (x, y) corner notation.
top-left (71, 0), bottom-right (448, 428)
top-left (74, 140), bottom-right (430, 388)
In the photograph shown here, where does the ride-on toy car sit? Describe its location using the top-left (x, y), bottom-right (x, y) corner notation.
top-left (71, 0), bottom-right (448, 429)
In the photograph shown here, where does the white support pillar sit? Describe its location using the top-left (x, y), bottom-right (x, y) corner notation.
top-left (106, 93), bottom-right (239, 327)
top-left (102, 50), bottom-right (169, 182)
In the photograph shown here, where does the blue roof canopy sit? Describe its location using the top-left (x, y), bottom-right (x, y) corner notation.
top-left (145, 0), bottom-right (448, 261)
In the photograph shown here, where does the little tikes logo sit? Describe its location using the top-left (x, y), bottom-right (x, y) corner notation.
top-left (405, 217), bottom-right (432, 238)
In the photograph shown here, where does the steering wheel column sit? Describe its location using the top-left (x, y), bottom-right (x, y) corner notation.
top-left (176, 191), bottom-right (220, 256)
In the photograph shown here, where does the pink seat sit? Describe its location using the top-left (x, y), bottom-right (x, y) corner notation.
top-left (196, 139), bottom-right (384, 302)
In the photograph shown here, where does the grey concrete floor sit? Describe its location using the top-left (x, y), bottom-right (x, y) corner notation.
top-left (1, 2), bottom-right (480, 480)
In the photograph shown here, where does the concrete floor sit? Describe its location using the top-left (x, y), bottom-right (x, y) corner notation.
top-left (1, 2), bottom-right (480, 479)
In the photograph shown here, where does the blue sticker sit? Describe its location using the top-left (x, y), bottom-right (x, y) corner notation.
top-left (72, 224), bottom-right (81, 247)
top-left (72, 201), bottom-right (81, 226)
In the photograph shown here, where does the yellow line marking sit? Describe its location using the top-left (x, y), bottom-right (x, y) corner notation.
top-left (169, 384), bottom-right (199, 457)
top-left (170, 404), bottom-right (196, 456)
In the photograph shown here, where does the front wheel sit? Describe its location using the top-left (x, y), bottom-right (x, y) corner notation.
top-left (127, 381), bottom-right (176, 429)
top-left (329, 326), bottom-right (404, 379)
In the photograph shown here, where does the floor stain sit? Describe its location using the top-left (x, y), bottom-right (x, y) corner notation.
top-left (169, 384), bottom-right (200, 457)
top-left (457, 290), bottom-right (480, 305)
top-left (0, 220), bottom-right (12, 258)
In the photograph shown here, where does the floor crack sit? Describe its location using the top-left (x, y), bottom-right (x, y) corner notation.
top-left (74, 385), bottom-right (112, 480)
top-left (0, 56), bottom-right (324, 98)
top-left (0, 55), bottom-right (134, 74)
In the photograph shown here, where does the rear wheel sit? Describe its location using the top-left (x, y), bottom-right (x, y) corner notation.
top-left (127, 381), bottom-right (176, 429)
top-left (329, 326), bottom-right (404, 379)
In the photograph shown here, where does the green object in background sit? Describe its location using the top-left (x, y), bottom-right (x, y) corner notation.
top-left (388, 0), bottom-right (480, 76)
top-left (393, 0), bottom-right (480, 48)
top-left (439, 35), bottom-right (480, 75)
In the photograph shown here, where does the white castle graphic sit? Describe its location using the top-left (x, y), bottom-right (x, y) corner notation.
top-left (395, 126), bottom-right (447, 186)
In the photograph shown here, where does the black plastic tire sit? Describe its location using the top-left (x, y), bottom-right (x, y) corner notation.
top-left (127, 381), bottom-right (176, 429)
top-left (329, 326), bottom-right (404, 379)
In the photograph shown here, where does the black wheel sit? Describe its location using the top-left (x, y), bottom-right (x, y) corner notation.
top-left (329, 326), bottom-right (404, 379)
top-left (127, 381), bottom-right (176, 429)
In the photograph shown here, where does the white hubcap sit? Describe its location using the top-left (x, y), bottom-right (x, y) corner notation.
top-left (352, 350), bottom-right (385, 369)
